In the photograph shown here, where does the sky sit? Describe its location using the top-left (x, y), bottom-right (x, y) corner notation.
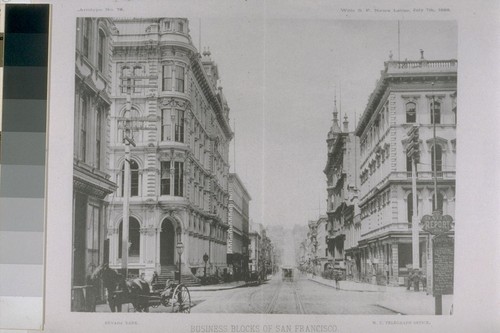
top-left (185, 14), bottom-right (457, 230)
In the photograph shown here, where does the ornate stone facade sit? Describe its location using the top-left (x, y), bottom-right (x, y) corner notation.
top-left (324, 96), bottom-right (361, 279)
top-left (106, 18), bottom-right (232, 280)
top-left (355, 55), bottom-right (457, 287)
top-left (72, 18), bottom-right (117, 301)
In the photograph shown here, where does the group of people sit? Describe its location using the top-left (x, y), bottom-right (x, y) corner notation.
top-left (406, 269), bottom-right (427, 292)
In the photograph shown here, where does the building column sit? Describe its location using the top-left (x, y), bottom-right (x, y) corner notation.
top-left (390, 243), bottom-right (399, 286)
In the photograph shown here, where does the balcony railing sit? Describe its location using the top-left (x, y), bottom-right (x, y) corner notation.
top-left (385, 59), bottom-right (457, 74)
top-left (391, 171), bottom-right (455, 180)
top-left (361, 223), bottom-right (410, 238)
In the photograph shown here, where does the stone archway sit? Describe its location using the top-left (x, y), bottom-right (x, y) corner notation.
top-left (160, 219), bottom-right (176, 266)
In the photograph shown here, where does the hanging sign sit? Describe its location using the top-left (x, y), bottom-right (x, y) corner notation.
top-left (420, 210), bottom-right (454, 235)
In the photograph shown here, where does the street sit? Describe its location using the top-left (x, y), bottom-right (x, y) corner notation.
top-left (190, 275), bottom-right (396, 314)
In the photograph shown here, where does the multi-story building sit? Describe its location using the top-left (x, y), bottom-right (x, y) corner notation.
top-left (248, 222), bottom-right (262, 272)
top-left (355, 53), bottom-right (457, 286)
top-left (106, 18), bottom-right (232, 282)
top-left (315, 216), bottom-right (329, 273)
top-left (305, 218), bottom-right (328, 273)
top-left (292, 223), bottom-right (308, 266)
top-left (324, 97), bottom-right (361, 279)
top-left (227, 173), bottom-right (251, 279)
top-left (260, 229), bottom-right (275, 275)
top-left (72, 18), bottom-right (117, 308)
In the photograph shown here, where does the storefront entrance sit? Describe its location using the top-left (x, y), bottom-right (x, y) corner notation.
top-left (160, 220), bottom-right (175, 265)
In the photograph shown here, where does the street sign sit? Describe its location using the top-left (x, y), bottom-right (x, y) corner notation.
top-left (432, 235), bottom-right (454, 296)
top-left (420, 210), bottom-right (454, 235)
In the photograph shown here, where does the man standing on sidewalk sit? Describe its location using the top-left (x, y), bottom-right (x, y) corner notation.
top-left (407, 269), bottom-right (415, 291)
top-left (334, 271), bottom-right (341, 290)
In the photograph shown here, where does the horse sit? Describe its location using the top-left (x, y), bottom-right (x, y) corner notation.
top-left (91, 264), bottom-right (151, 312)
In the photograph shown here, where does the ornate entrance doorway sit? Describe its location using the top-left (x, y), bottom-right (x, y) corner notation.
top-left (160, 219), bottom-right (175, 265)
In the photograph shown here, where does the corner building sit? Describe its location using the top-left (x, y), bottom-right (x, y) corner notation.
top-left (355, 55), bottom-right (457, 286)
top-left (107, 18), bottom-right (232, 282)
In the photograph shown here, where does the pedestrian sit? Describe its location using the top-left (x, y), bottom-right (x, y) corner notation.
top-left (407, 269), bottom-right (414, 291)
top-left (334, 271), bottom-right (341, 290)
top-left (150, 271), bottom-right (159, 291)
top-left (413, 269), bottom-right (420, 292)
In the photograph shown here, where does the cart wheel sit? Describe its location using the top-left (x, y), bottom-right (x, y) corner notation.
top-left (171, 284), bottom-right (191, 313)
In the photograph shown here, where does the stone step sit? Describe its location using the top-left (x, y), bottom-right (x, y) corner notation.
top-left (157, 266), bottom-right (200, 287)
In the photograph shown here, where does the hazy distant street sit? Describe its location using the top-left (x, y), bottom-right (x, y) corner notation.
top-left (190, 275), bottom-right (396, 314)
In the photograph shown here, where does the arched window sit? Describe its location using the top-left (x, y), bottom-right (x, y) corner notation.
top-left (431, 145), bottom-right (443, 172)
top-left (430, 100), bottom-right (441, 124)
top-left (98, 29), bottom-right (105, 72)
top-left (406, 102), bottom-right (416, 123)
top-left (121, 160), bottom-right (139, 197)
top-left (432, 192), bottom-right (444, 213)
top-left (118, 217), bottom-right (140, 258)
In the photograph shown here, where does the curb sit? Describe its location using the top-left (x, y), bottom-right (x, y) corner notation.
top-left (308, 278), bottom-right (379, 293)
top-left (374, 303), bottom-right (406, 315)
top-left (189, 283), bottom-right (250, 292)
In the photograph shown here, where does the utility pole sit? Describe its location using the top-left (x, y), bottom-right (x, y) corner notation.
top-left (120, 64), bottom-right (142, 278)
top-left (407, 125), bottom-right (420, 270)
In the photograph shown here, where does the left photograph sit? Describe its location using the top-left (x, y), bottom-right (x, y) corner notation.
top-left (72, 17), bottom-right (235, 313)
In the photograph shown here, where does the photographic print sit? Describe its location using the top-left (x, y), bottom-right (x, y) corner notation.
top-left (71, 15), bottom-right (457, 316)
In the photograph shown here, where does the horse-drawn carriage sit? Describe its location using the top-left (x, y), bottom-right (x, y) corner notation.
top-left (92, 264), bottom-right (191, 313)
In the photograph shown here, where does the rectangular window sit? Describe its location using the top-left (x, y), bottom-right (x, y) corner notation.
top-left (164, 21), bottom-right (171, 30)
top-left (160, 161), bottom-right (171, 195)
top-left (174, 109), bottom-right (184, 142)
top-left (80, 96), bottom-right (87, 162)
top-left (83, 19), bottom-right (91, 58)
top-left (98, 31), bottom-right (105, 72)
top-left (133, 67), bottom-right (142, 93)
top-left (162, 65), bottom-right (173, 91)
top-left (96, 110), bottom-right (101, 169)
top-left (175, 66), bottom-right (184, 92)
top-left (178, 22), bottom-right (184, 33)
top-left (86, 205), bottom-right (101, 269)
top-left (174, 162), bottom-right (184, 196)
top-left (431, 101), bottom-right (441, 124)
top-left (161, 109), bottom-right (172, 141)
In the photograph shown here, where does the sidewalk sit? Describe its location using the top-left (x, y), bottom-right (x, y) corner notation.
top-left (189, 280), bottom-right (248, 292)
top-left (308, 275), bottom-right (453, 315)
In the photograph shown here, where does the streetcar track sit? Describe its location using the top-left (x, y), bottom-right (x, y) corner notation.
top-left (265, 281), bottom-right (283, 314)
top-left (292, 281), bottom-right (306, 314)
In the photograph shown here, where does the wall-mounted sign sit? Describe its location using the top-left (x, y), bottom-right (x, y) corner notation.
top-left (420, 210), bottom-right (454, 235)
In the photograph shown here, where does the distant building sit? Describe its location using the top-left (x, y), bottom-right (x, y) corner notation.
top-left (227, 173), bottom-right (251, 279)
top-left (248, 222), bottom-right (263, 272)
top-left (324, 96), bottom-right (361, 279)
top-left (315, 216), bottom-right (329, 273)
top-left (355, 53), bottom-right (457, 286)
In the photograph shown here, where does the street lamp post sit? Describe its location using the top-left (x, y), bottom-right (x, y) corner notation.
top-left (203, 253), bottom-right (209, 278)
top-left (176, 227), bottom-right (184, 284)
